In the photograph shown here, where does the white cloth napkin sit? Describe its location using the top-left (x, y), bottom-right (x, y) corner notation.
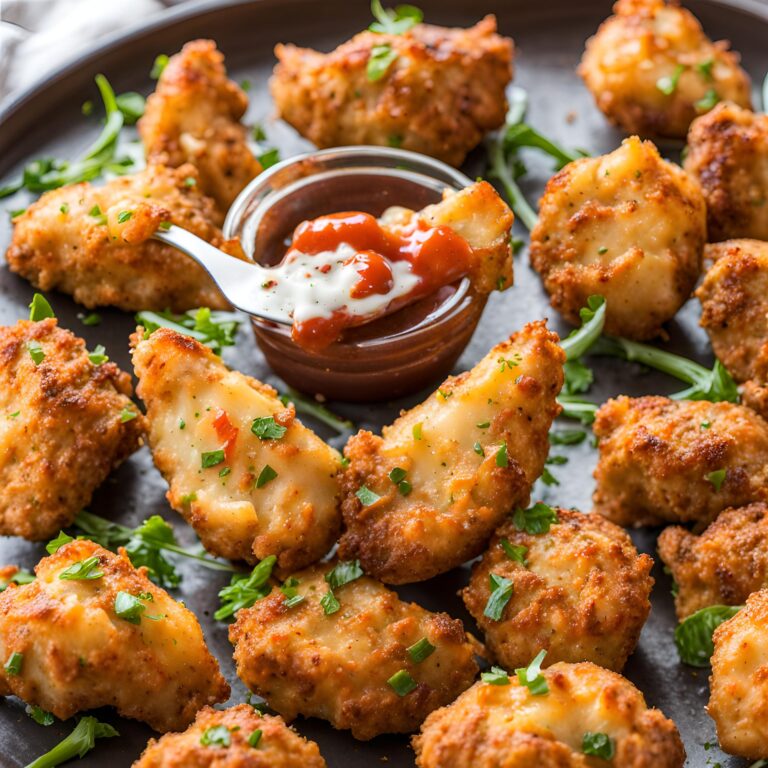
top-left (1, 0), bottom-right (165, 104)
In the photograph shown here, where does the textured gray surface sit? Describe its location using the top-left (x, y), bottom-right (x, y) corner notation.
top-left (0, 0), bottom-right (767, 765)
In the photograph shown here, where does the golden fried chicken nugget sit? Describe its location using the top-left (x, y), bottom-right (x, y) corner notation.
top-left (709, 589), bottom-right (768, 758)
top-left (530, 136), bottom-right (706, 339)
top-left (579, 0), bottom-right (751, 139)
top-left (271, 15), bottom-right (513, 167)
top-left (133, 704), bottom-right (327, 768)
top-left (230, 562), bottom-right (479, 740)
top-left (697, 240), bottom-right (768, 420)
top-left (6, 164), bottom-right (229, 312)
top-left (337, 321), bottom-right (564, 584)
top-left (0, 539), bottom-right (229, 732)
top-left (684, 103), bottom-right (768, 242)
top-left (413, 661), bottom-right (685, 768)
top-left (0, 318), bottom-right (144, 540)
top-left (593, 396), bottom-right (768, 527)
top-left (463, 508), bottom-right (653, 672)
top-left (659, 503), bottom-right (768, 619)
top-left (132, 327), bottom-right (341, 573)
top-left (139, 39), bottom-right (262, 211)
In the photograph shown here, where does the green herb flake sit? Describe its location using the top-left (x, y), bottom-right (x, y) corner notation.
top-left (483, 573), bottom-right (514, 621)
top-left (150, 54), bottom-right (170, 79)
top-left (59, 556), bottom-right (104, 581)
top-left (27, 341), bottom-right (45, 365)
top-left (657, 64), bottom-right (685, 95)
top-left (356, 485), bottom-right (381, 506)
top-left (4, 651), bottom-right (23, 676)
top-left (481, 665), bottom-right (510, 685)
top-left (387, 669), bottom-right (418, 696)
top-left (513, 502), bottom-right (559, 535)
top-left (251, 416), bottom-right (287, 440)
top-left (473, 441), bottom-right (484, 456)
top-left (215, 556), bottom-right (276, 621)
top-left (367, 44), bottom-right (398, 82)
top-left (26, 704), bottom-right (55, 726)
top-left (116, 210), bottom-right (133, 223)
top-left (495, 443), bottom-right (509, 467)
top-left (696, 58), bottom-right (715, 81)
top-left (412, 422), bottom-right (423, 440)
top-left (248, 729), bottom-right (263, 747)
top-left (88, 344), bottom-right (109, 365)
top-left (325, 560), bottom-right (364, 590)
top-left (184, 176), bottom-right (197, 187)
top-left (46, 531), bottom-right (74, 554)
top-left (582, 731), bottom-right (615, 759)
top-left (320, 589), bottom-right (340, 615)
top-left (201, 449), bottom-right (226, 469)
top-left (200, 725), bottom-right (231, 747)
top-left (256, 464), bottom-right (278, 488)
top-left (695, 89), bottom-right (720, 112)
top-left (258, 148), bottom-right (281, 169)
top-left (500, 538), bottom-right (528, 566)
top-left (369, 0), bottom-right (423, 34)
top-left (280, 577), bottom-right (304, 608)
top-left (549, 429), bottom-right (586, 446)
top-left (78, 312), bottom-right (101, 326)
top-left (674, 605), bottom-right (741, 666)
top-left (114, 591), bottom-right (156, 624)
top-left (407, 637), bottom-right (436, 663)
top-left (120, 407), bottom-right (138, 423)
top-left (29, 293), bottom-right (55, 322)
top-left (515, 649), bottom-right (548, 695)
top-left (388, 467), bottom-right (412, 496)
top-left (59, 203), bottom-right (69, 214)
top-left (706, 468), bottom-right (726, 491)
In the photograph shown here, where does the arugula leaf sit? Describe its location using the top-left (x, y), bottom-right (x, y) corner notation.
top-left (25, 716), bottom-right (118, 768)
top-left (215, 556), bottom-right (277, 621)
top-left (674, 605), bottom-right (742, 666)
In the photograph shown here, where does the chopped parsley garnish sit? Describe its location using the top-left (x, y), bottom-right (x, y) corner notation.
top-left (280, 577), bottom-right (304, 608)
top-left (367, 44), bottom-right (398, 82)
top-left (369, 0), bottom-right (423, 34)
top-left (515, 650), bottom-right (548, 695)
top-left (473, 442), bottom-right (484, 456)
top-left (200, 725), bottom-right (231, 747)
top-left (387, 669), bottom-right (418, 696)
top-left (87, 345), bottom-right (109, 365)
top-left (696, 58), bottom-right (715, 81)
top-left (706, 468), bottom-right (726, 491)
top-left (150, 54), bottom-right (169, 79)
top-left (513, 502), bottom-right (558, 535)
top-left (78, 312), bottom-right (101, 326)
top-left (477, 421), bottom-right (490, 429)
top-left (248, 729), bottom-right (263, 747)
top-left (481, 665), bottom-right (510, 685)
top-left (320, 590), bottom-right (341, 615)
top-left (59, 556), bottom-right (103, 581)
top-left (495, 443), bottom-right (509, 467)
top-left (184, 176), bottom-right (197, 187)
top-left (412, 422), bottom-right (423, 440)
top-left (498, 355), bottom-right (521, 372)
top-left (136, 307), bottom-right (240, 356)
top-left (46, 530), bottom-right (74, 554)
top-left (256, 465), bottom-right (278, 488)
top-left (29, 293), bottom-right (55, 321)
top-left (120, 407), bottom-right (138, 423)
top-left (325, 560), bottom-right (364, 590)
top-left (695, 89), bottom-right (720, 111)
top-left (201, 449), bottom-right (226, 469)
top-left (251, 416), bottom-right (287, 440)
top-left (540, 467), bottom-right (559, 486)
top-left (563, 358), bottom-right (593, 395)
top-left (549, 429), bottom-right (586, 446)
top-left (656, 64), bottom-right (685, 95)
top-left (23, 716), bottom-right (118, 767)
top-left (0, 569), bottom-right (34, 592)
top-left (582, 731), bottom-right (615, 759)
top-left (258, 148), bottom-right (281, 170)
top-left (483, 573), bottom-right (514, 621)
top-left (701, 420), bottom-right (711, 430)
top-left (219, 467), bottom-right (231, 478)
top-left (26, 704), bottom-right (54, 726)
top-left (4, 651), bottom-right (23, 676)
top-left (114, 591), bottom-right (163, 624)
top-left (355, 485), bottom-right (381, 506)
top-left (215, 556), bottom-right (276, 621)
top-left (674, 605), bottom-right (741, 666)
top-left (388, 467), bottom-right (412, 496)
top-left (27, 341), bottom-right (45, 365)
top-left (407, 637), bottom-right (436, 663)
top-left (116, 210), bottom-right (133, 223)
top-left (500, 538), bottom-right (528, 566)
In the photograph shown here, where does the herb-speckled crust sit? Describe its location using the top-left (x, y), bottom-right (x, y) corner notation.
top-left (462, 508), bottom-right (653, 672)
top-left (131, 327), bottom-right (341, 575)
top-left (659, 503), bottom-right (768, 620)
top-left (579, 0), bottom-right (751, 139)
top-left (270, 16), bottom-right (513, 168)
top-left (337, 321), bottom-right (564, 584)
top-left (0, 318), bottom-right (144, 540)
top-left (6, 164), bottom-right (229, 312)
top-left (133, 705), bottom-right (327, 768)
top-left (593, 396), bottom-right (768, 527)
top-left (229, 563), bottom-right (479, 741)
top-left (697, 240), bottom-right (768, 419)
top-left (708, 589), bottom-right (768, 759)
top-left (413, 662), bottom-right (685, 768)
top-left (684, 103), bottom-right (768, 242)
top-left (0, 540), bottom-right (229, 732)
top-left (139, 40), bottom-right (262, 212)
top-left (529, 136), bottom-right (706, 340)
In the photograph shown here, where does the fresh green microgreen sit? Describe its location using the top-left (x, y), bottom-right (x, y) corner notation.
top-left (515, 649), bottom-right (548, 695)
top-left (87, 344), bottom-right (109, 365)
top-left (257, 148), bottom-right (281, 170)
top-left (560, 295), bottom-right (606, 361)
top-left (114, 591), bottom-right (163, 624)
top-left (59, 556), bottom-right (103, 581)
top-left (513, 502), bottom-right (558, 535)
top-left (278, 388), bottom-right (354, 434)
top-left (367, 44), bottom-right (398, 81)
top-left (0, 569), bottom-right (34, 592)
top-left (500, 538), bottom-right (528, 566)
top-left (150, 54), bottom-right (169, 79)
top-left (280, 577), bottom-right (304, 608)
top-left (548, 429), bottom-right (586, 446)
top-left (202, 449), bottom-right (225, 469)
top-left (119, 407), bottom-right (138, 423)
top-left (255, 465), bottom-right (278, 488)
top-left (483, 573), bottom-right (514, 621)
top-left (136, 307), bottom-right (241, 356)
top-left (26, 704), bottom-right (55, 726)
top-left (481, 665), bottom-right (510, 685)
top-left (387, 669), bottom-right (418, 696)
top-left (369, 0), bottom-right (423, 34)
top-left (706, 468), bottom-right (727, 491)
top-left (412, 422), bottom-right (423, 440)
top-left (356, 485), bottom-right (381, 506)
top-left (4, 651), bottom-right (23, 676)
top-left (78, 312), bottom-right (101, 326)
top-left (495, 443), bottom-right (509, 467)
top-left (248, 729), bottom-right (263, 747)
top-left (200, 725), bottom-right (231, 747)
top-left (29, 293), bottom-right (55, 322)
top-left (696, 58), bottom-right (715, 81)
top-left (657, 64), bottom-right (685, 95)
top-left (695, 89), bottom-right (720, 111)
top-left (46, 531), bottom-right (74, 554)
top-left (320, 589), bottom-right (341, 615)
top-left (251, 416), bottom-right (287, 440)
top-left (582, 731), bottom-right (615, 759)
top-left (27, 341), bottom-right (45, 365)
top-left (215, 556), bottom-right (277, 621)
top-left (407, 637), bottom-right (436, 663)
top-left (115, 91), bottom-right (145, 124)
top-left (116, 210), bottom-right (133, 224)
top-left (24, 716), bottom-right (118, 768)
top-left (674, 605), bottom-right (742, 666)
top-left (325, 560), bottom-right (364, 590)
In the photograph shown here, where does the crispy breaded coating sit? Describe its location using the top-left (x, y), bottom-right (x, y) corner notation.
top-left (709, 589), bottom-right (768, 758)
top-left (271, 16), bottom-right (513, 167)
top-left (139, 40), bottom-right (262, 211)
top-left (530, 136), bottom-right (706, 339)
top-left (0, 539), bottom-right (229, 732)
top-left (6, 164), bottom-right (229, 312)
top-left (229, 562), bottom-right (479, 740)
top-left (413, 661), bottom-right (685, 768)
top-left (684, 103), bottom-right (768, 242)
top-left (659, 503), bottom-right (768, 619)
top-left (337, 321), bottom-right (564, 584)
top-left (697, 240), bottom-right (768, 420)
top-left (579, 0), bottom-right (751, 139)
top-left (593, 396), bottom-right (768, 527)
top-left (0, 318), bottom-right (144, 540)
top-left (463, 508), bottom-right (653, 672)
top-left (132, 327), bottom-right (341, 573)
top-left (133, 704), bottom-right (327, 768)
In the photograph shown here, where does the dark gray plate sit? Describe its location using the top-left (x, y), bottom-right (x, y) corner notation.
top-left (1, 0), bottom-right (767, 765)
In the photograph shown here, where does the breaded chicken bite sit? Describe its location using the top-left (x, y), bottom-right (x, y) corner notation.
top-left (0, 539), bottom-right (229, 732)
top-left (271, 15), bottom-right (513, 167)
top-left (579, 0), bottom-right (751, 139)
top-left (0, 318), bottom-right (144, 540)
top-left (133, 704), bottom-right (327, 768)
top-left (530, 136), bottom-right (706, 339)
top-left (132, 327), bottom-right (341, 573)
top-left (337, 321), bottom-right (564, 584)
top-left (709, 589), bottom-right (768, 758)
top-left (697, 240), bottom-right (768, 420)
top-left (413, 661), bottom-right (685, 768)
top-left (463, 508), bottom-right (653, 672)
top-left (684, 103), bottom-right (768, 242)
top-left (6, 164), bottom-right (229, 312)
top-left (593, 396), bottom-right (768, 527)
top-left (139, 40), bottom-right (261, 211)
top-left (230, 561), bottom-right (479, 740)
top-left (659, 503), bottom-right (768, 619)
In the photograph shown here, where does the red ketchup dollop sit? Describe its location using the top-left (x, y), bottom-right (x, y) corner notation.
top-left (287, 211), bottom-right (473, 349)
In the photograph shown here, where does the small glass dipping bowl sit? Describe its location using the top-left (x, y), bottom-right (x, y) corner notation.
top-left (223, 146), bottom-right (482, 402)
